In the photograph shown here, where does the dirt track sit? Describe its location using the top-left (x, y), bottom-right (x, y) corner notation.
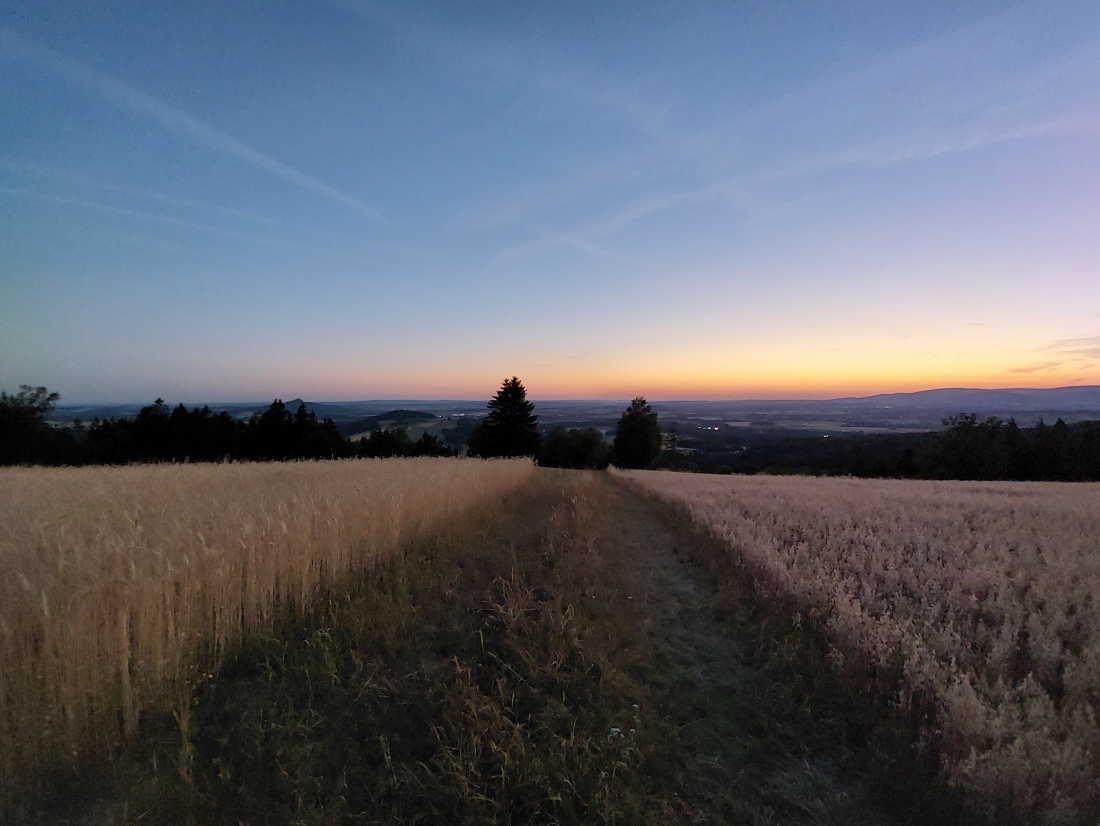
top-left (587, 471), bottom-right (903, 824)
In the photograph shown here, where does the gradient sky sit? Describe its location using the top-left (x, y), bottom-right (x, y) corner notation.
top-left (2, 1), bottom-right (1099, 403)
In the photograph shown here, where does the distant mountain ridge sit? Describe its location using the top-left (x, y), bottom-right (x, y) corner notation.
top-left (836, 386), bottom-right (1100, 409)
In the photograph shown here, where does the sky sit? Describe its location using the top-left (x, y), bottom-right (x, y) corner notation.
top-left (2, 0), bottom-right (1099, 403)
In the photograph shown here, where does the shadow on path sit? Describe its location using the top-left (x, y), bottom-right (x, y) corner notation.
top-left (587, 470), bottom-right (910, 825)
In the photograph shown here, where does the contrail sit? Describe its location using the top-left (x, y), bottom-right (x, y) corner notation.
top-left (0, 27), bottom-right (388, 223)
top-left (0, 185), bottom-right (311, 246)
top-left (0, 185), bottom-right (382, 265)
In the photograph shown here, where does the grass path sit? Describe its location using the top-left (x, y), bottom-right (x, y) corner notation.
top-left (21, 468), bottom-right (936, 824)
top-left (595, 472), bottom-right (909, 824)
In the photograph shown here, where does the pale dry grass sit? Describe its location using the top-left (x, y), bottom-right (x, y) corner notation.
top-left (0, 457), bottom-right (534, 791)
top-left (613, 469), bottom-right (1100, 825)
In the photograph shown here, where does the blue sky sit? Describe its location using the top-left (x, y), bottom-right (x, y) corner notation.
top-left (2, 1), bottom-right (1099, 403)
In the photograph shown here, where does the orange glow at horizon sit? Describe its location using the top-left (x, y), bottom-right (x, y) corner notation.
top-left (273, 328), bottom-right (1100, 402)
top-left (501, 344), bottom-right (1099, 400)
top-left (304, 361), bottom-right (1100, 402)
top-left (530, 373), bottom-right (1097, 401)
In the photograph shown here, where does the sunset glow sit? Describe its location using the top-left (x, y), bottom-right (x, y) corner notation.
top-left (2, 2), bottom-right (1098, 403)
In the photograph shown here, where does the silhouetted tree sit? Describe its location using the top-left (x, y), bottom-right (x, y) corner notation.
top-left (412, 432), bottom-right (453, 457)
top-left (612, 397), bottom-right (662, 469)
top-left (540, 426), bottom-right (609, 469)
top-left (358, 428), bottom-right (413, 458)
top-left (467, 376), bottom-right (541, 458)
top-left (247, 400), bottom-right (294, 460)
top-left (0, 385), bottom-right (61, 464)
top-left (131, 399), bottom-right (173, 461)
top-left (924, 414), bottom-right (1009, 480)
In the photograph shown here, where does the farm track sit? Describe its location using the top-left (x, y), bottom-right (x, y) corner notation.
top-left (590, 473), bottom-right (903, 825)
top-left (21, 468), bottom-right (915, 824)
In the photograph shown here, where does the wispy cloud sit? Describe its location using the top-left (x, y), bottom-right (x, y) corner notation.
top-left (326, 0), bottom-right (676, 143)
top-left (1006, 338), bottom-right (1100, 381)
top-left (0, 160), bottom-right (291, 226)
top-left (0, 27), bottom-right (388, 223)
top-left (491, 225), bottom-right (621, 266)
top-left (1044, 337), bottom-right (1100, 360)
top-left (0, 186), bottom-right (378, 266)
top-left (510, 103), bottom-right (1100, 260)
top-left (0, 185), bottom-right (311, 247)
top-left (461, 2), bottom-right (1100, 261)
top-left (1010, 361), bottom-right (1063, 374)
top-left (1, 162), bottom-right (446, 263)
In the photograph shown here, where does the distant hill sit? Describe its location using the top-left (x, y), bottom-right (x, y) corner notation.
top-left (838, 386), bottom-right (1100, 411)
top-left (650, 386), bottom-right (1100, 432)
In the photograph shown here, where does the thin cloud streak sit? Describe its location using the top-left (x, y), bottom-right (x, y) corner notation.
top-left (0, 160), bottom-right (291, 227)
top-left (491, 108), bottom-right (1098, 264)
top-left (1045, 337), bottom-right (1100, 360)
top-left (1010, 362), bottom-right (1063, 374)
top-left (472, 2), bottom-right (1100, 261)
top-left (1, 185), bottom-right (313, 247)
top-left (1, 162), bottom-right (444, 262)
top-left (0, 186), bottom-right (378, 266)
top-left (490, 225), bottom-right (622, 266)
top-left (0, 27), bottom-right (388, 223)
top-left (327, 0), bottom-right (677, 143)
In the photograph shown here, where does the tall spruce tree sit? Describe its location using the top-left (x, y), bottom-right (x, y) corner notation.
top-left (611, 397), bottom-right (662, 468)
top-left (467, 376), bottom-right (541, 458)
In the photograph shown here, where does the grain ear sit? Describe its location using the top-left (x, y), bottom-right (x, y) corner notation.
top-left (0, 457), bottom-right (536, 795)
top-left (612, 469), bottom-right (1100, 823)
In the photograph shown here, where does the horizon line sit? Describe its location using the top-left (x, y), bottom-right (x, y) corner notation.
top-left (51, 383), bottom-right (1100, 408)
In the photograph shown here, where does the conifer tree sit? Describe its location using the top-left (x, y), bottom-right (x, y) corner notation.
top-left (612, 397), bottom-right (662, 468)
top-left (467, 376), bottom-right (541, 458)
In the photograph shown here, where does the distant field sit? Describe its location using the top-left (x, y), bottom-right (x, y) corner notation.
top-left (719, 418), bottom-right (931, 433)
top-left (0, 457), bottom-right (535, 793)
top-left (347, 418), bottom-right (456, 442)
top-left (615, 470), bottom-right (1100, 824)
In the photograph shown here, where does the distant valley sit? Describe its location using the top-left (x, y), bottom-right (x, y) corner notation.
top-left (53, 385), bottom-right (1100, 437)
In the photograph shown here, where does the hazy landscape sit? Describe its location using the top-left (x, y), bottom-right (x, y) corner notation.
top-left (50, 383), bottom-right (1100, 434)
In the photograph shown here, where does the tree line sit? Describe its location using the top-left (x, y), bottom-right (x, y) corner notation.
top-left (663, 413), bottom-right (1100, 482)
top-left (0, 387), bottom-right (452, 465)
top-left (9, 381), bottom-right (1093, 481)
top-left (0, 379), bottom-right (661, 470)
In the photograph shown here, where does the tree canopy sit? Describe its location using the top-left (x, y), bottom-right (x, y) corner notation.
top-left (540, 426), bottom-right (609, 469)
top-left (612, 397), bottom-right (662, 469)
top-left (467, 376), bottom-right (541, 458)
top-left (0, 385), bottom-right (64, 464)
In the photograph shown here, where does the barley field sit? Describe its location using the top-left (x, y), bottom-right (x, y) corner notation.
top-left (0, 457), bottom-right (535, 792)
top-left (614, 470), bottom-right (1100, 824)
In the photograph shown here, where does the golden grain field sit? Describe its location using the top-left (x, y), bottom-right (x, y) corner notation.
top-left (614, 469), bottom-right (1100, 824)
top-left (0, 457), bottom-right (535, 790)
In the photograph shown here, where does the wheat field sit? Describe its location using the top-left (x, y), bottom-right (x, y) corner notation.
top-left (614, 469), bottom-right (1100, 824)
top-left (0, 457), bottom-right (535, 791)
